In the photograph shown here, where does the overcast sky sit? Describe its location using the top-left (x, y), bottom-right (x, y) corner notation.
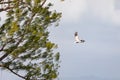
top-left (1, 0), bottom-right (120, 80)
top-left (49, 0), bottom-right (120, 80)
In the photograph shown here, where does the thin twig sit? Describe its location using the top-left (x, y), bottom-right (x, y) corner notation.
top-left (6, 66), bottom-right (26, 79)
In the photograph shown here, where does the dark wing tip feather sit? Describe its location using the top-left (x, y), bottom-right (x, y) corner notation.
top-left (81, 40), bottom-right (85, 43)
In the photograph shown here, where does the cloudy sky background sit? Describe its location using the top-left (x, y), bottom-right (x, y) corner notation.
top-left (49, 0), bottom-right (120, 80)
top-left (1, 0), bottom-right (120, 80)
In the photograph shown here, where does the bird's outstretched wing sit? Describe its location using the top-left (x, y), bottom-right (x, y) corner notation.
top-left (74, 32), bottom-right (85, 43)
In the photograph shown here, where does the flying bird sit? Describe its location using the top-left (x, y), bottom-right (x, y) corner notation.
top-left (74, 32), bottom-right (85, 43)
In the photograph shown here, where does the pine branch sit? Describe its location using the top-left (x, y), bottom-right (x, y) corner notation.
top-left (0, 0), bottom-right (4, 2)
top-left (23, 0), bottom-right (47, 26)
top-left (0, 53), bottom-right (9, 61)
top-left (0, 37), bottom-right (23, 61)
top-left (0, 7), bottom-right (13, 12)
top-left (0, 0), bottom-right (24, 12)
top-left (41, 0), bottom-right (47, 6)
top-left (0, 54), bottom-right (26, 79)
top-left (0, 1), bottom-right (13, 4)
top-left (6, 66), bottom-right (26, 79)
top-left (0, 43), bottom-right (6, 51)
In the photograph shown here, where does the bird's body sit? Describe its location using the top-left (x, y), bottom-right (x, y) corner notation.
top-left (74, 32), bottom-right (85, 43)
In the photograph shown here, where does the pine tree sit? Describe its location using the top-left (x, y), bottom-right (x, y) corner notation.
top-left (0, 0), bottom-right (61, 80)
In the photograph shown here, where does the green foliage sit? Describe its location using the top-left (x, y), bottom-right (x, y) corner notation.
top-left (0, 0), bottom-right (61, 80)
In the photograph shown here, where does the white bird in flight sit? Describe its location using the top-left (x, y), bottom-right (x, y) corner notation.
top-left (74, 32), bottom-right (85, 43)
